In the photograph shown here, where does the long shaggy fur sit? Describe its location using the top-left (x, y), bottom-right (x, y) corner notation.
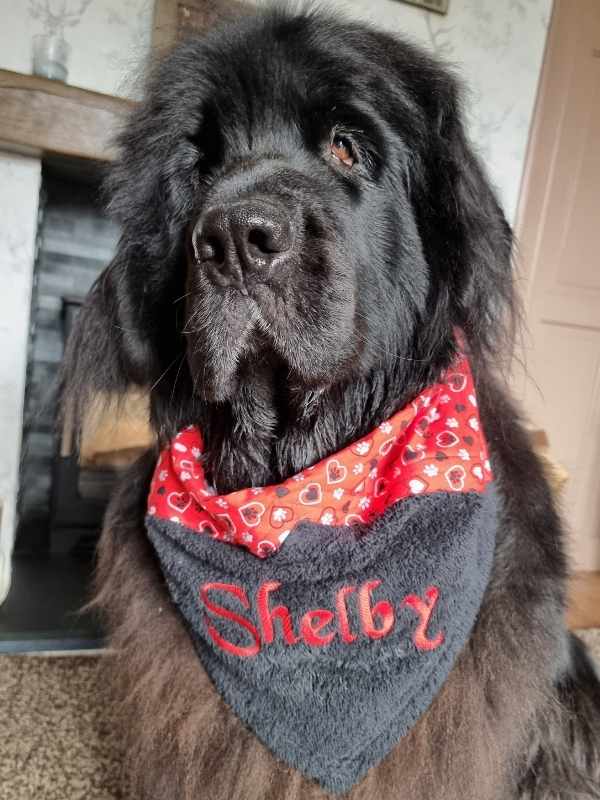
top-left (62, 7), bottom-right (600, 799)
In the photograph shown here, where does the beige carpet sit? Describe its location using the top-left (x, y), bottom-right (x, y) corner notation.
top-left (1, 631), bottom-right (599, 800)
top-left (0, 654), bottom-right (122, 800)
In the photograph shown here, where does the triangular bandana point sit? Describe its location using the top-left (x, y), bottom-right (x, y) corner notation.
top-left (145, 354), bottom-right (498, 793)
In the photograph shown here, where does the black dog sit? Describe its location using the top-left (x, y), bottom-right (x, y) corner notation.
top-left (63, 8), bottom-right (600, 798)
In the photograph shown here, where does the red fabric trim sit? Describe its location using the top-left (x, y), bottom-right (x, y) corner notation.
top-left (148, 355), bottom-right (492, 557)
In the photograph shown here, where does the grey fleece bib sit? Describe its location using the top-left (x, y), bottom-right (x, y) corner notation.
top-left (146, 487), bottom-right (497, 794)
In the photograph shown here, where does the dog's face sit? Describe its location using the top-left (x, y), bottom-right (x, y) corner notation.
top-left (69, 10), bottom-right (513, 438)
top-left (181, 21), bottom-right (431, 401)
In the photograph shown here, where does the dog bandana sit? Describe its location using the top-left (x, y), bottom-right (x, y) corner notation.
top-left (148, 355), bottom-right (492, 556)
top-left (146, 356), bottom-right (498, 794)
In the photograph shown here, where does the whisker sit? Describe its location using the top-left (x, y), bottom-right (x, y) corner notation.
top-left (173, 291), bottom-right (193, 305)
top-left (111, 324), bottom-right (141, 333)
top-left (170, 353), bottom-right (187, 404)
top-left (150, 354), bottom-right (181, 393)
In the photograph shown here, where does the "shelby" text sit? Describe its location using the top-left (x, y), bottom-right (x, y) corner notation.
top-left (199, 580), bottom-right (445, 657)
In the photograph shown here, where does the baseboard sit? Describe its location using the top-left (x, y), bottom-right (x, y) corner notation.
top-left (567, 572), bottom-right (600, 629)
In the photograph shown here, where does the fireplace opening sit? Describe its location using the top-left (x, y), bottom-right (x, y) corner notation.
top-left (0, 158), bottom-right (152, 652)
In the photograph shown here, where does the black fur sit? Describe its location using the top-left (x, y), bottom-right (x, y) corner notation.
top-left (62, 7), bottom-right (600, 798)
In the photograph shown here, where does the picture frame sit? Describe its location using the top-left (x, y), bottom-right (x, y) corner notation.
top-left (395, 0), bottom-right (449, 14)
top-left (152, 0), bottom-right (250, 50)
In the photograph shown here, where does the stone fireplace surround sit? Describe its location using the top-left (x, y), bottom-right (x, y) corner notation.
top-left (0, 0), bottom-right (154, 606)
top-left (0, 62), bottom-right (139, 606)
top-left (0, 152), bottom-right (41, 603)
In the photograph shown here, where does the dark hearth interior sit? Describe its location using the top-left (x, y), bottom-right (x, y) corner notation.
top-left (0, 161), bottom-right (120, 651)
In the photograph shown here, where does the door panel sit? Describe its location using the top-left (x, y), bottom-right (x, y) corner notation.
top-left (516, 0), bottom-right (600, 570)
top-left (524, 324), bottom-right (600, 569)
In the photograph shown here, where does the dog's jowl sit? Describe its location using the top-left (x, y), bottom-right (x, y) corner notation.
top-left (62, 7), bottom-right (600, 799)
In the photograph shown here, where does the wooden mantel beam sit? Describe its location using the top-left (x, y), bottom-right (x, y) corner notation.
top-left (0, 70), bottom-right (134, 163)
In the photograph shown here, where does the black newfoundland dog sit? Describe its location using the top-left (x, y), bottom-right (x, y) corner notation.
top-left (63, 7), bottom-right (600, 799)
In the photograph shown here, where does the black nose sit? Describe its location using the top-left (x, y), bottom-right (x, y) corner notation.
top-left (192, 199), bottom-right (294, 289)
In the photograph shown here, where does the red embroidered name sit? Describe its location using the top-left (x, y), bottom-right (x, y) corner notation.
top-left (200, 580), bottom-right (445, 658)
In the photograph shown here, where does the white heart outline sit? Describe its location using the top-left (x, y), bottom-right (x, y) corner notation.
top-left (326, 458), bottom-right (347, 484)
top-left (257, 540), bottom-right (277, 557)
top-left (167, 491), bottom-right (191, 513)
top-left (239, 501), bottom-right (266, 527)
top-left (435, 431), bottom-right (460, 449)
top-left (401, 444), bottom-right (426, 465)
top-left (299, 482), bottom-right (323, 505)
top-left (197, 519), bottom-right (218, 537)
top-left (447, 372), bottom-right (467, 393)
top-left (445, 464), bottom-right (466, 491)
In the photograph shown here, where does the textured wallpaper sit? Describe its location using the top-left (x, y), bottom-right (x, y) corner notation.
top-left (0, 0), bottom-right (153, 98)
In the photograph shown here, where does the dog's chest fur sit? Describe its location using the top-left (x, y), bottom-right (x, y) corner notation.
top-left (96, 382), bottom-right (566, 800)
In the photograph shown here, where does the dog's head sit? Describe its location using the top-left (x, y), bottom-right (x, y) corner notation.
top-left (65, 9), bottom-right (514, 442)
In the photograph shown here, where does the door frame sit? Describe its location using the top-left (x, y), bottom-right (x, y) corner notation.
top-left (514, 0), bottom-right (600, 607)
top-left (514, 0), bottom-right (567, 309)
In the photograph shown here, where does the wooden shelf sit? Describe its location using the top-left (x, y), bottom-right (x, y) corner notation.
top-left (0, 70), bottom-right (134, 163)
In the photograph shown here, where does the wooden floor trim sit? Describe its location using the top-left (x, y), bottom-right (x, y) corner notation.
top-left (567, 572), bottom-right (600, 630)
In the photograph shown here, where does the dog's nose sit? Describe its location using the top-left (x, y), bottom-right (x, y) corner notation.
top-left (192, 200), bottom-right (293, 289)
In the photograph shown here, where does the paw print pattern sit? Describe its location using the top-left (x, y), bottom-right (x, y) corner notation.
top-left (147, 354), bottom-right (491, 558)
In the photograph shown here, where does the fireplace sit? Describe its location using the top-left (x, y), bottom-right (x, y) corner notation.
top-left (17, 163), bottom-right (119, 546)
top-left (0, 157), bottom-right (156, 652)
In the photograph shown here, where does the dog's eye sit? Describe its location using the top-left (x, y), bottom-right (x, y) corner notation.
top-left (330, 136), bottom-right (356, 168)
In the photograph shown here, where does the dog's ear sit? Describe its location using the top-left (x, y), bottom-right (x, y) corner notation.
top-left (405, 61), bottom-right (517, 363)
top-left (60, 251), bottom-right (157, 431)
top-left (440, 85), bottom-right (514, 355)
top-left (61, 52), bottom-right (203, 431)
